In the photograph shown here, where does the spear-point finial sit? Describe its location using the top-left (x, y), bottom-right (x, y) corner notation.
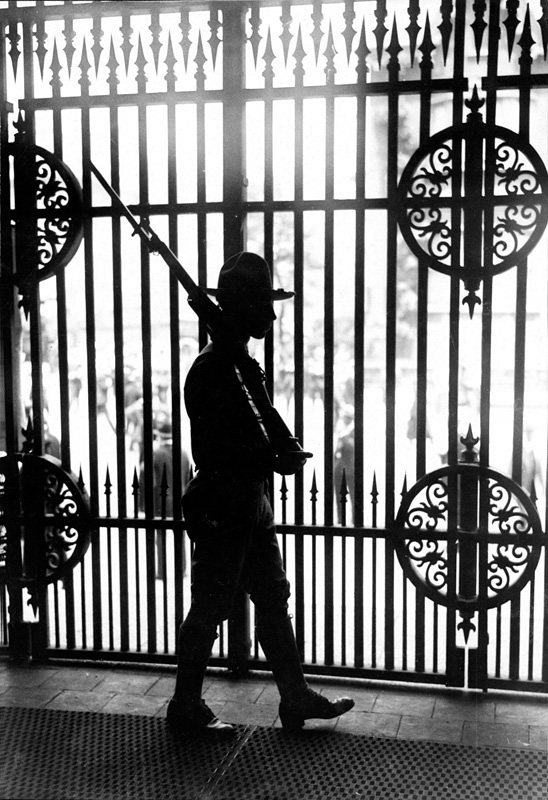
top-left (419, 12), bottom-right (436, 73)
top-left (465, 85), bottom-right (485, 123)
top-left (460, 425), bottom-right (480, 463)
top-left (503, 0), bottom-right (521, 58)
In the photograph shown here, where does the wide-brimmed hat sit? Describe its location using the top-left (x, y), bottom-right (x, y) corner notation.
top-left (203, 252), bottom-right (294, 301)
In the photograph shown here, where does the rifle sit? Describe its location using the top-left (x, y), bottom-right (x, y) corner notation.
top-left (89, 162), bottom-right (311, 463)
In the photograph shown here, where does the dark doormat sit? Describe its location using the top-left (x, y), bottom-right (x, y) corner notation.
top-left (1, 706), bottom-right (547, 800)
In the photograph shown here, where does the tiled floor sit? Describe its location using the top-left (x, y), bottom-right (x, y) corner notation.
top-left (0, 657), bottom-right (547, 752)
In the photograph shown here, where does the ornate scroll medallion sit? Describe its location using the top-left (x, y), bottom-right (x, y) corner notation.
top-left (397, 89), bottom-right (548, 316)
top-left (8, 142), bottom-right (83, 285)
top-left (393, 463), bottom-right (543, 640)
top-left (0, 455), bottom-right (92, 609)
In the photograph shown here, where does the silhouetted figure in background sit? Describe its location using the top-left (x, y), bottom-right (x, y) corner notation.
top-left (139, 410), bottom-right (191, 578)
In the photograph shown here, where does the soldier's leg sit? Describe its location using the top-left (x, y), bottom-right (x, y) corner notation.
top-left (168, 527), bottom-right (248, 735)
top-left (244, 492), bottom-right (354, 732)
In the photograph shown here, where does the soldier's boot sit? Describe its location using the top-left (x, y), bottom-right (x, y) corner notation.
top-left (256, 614), bottom-right (354, 732)
top-left (167, 620), bottom-right (235, 736)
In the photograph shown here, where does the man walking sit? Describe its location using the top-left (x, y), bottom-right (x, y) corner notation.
top-left (167, 252), bottom-right (354, 735)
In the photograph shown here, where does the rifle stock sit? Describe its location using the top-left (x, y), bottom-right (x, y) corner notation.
top-left (89, 162), bottom-right (311, 460)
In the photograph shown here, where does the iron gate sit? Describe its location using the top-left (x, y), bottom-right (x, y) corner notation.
top-left (0, 0), bottom-right (547, 693)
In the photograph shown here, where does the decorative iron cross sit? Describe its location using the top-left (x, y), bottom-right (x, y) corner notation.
top-left (0, 454), bottom-right (92, 613)
top-left (397, 87), bottom-right (548, 317)
top-left (393, 430), bottom-right (543, 642)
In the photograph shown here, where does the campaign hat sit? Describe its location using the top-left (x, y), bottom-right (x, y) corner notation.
top-left (203, 252), bottom-right (294, 301)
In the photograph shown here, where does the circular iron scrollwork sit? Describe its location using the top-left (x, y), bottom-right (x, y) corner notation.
top-left (9, 142), bottom-right (83, 284)
top-left (397, 92), bottom-right (548, 315)
top-left (0, 454), bottom-right (92, 593)
top-left (393, 464), bottom-right (543, 620)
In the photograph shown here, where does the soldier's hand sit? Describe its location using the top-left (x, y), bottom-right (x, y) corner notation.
top-left (273, 451), bottom-right (309, 475)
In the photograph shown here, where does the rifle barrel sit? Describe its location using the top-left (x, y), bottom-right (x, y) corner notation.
top-left (88, 161), bottom-right (312, 460)
top-left (89, 161), bottom-right (200, 299)
top-left (89, 161), bottom-right (147, 240)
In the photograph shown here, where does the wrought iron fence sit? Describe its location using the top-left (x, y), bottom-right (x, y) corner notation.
top-left (1, 0), bottom-right (547, 693)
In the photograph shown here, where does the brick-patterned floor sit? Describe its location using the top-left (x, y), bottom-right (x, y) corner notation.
top-left (0, 658), bottom-right (547, 749)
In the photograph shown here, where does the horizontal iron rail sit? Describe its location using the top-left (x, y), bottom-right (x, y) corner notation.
top-left (1, 0), bottom-right (377, 23)
top-left (37, 648), bottom-right (228, 669)
top-left (18, 78), bottom-right (469, 111)
top-left (88, 197), bottom-right (398, 217)
top-left (83, 519), bottom-right (547, 546)
top-left (278, 524), bottom-right (547, 545)
top-left (483, 75), bottom-right (548, 90)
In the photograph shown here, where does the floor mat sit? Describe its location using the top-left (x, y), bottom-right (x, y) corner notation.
top-left (1, 706), bottom-right (547, 800)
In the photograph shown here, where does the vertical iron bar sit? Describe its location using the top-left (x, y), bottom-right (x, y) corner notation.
top-left (495, 607), bottom-right (502, 678)
top-left (137, 94), bottom-right (156, 655)
top-left (370, 476), bottom-right (378, 668)
top-left (48, 11), bottom-right (70, 488)
top-left (223, 4), bottom-right (249, 674)
top-left (294, 63), bottom-right (305, 526)
top-left (447, 0), bottom-right (466, 470)
top-left (469, 469), bottom-right (490, 691)
top-left (52, 86), bottom-right (76, 648)
top-left (402, 573), bottom-right (407, 671)
top-left (312, 533), bottom-right (317, 663)
top-left (106, 23), bottom-right (129, 651)
top-left (263, 51), bottom-right (274, 293)
top-left (196, 45), bottom-right (208, 353)
top-left (54, 225), bottom-right (72, 465)
top-left (79, 42), bottom-right (103, 653)
top-left (372, 525), bottom-right (377, 668)
top-left (508, 10), bottom-right (534, 684)
top-left (132, 471), bottom-right (141, 651)
top-left (446, 471), bottom-right (463, 686)
top-left (167, 78), bottom-right (185, 652)
top-left (223, 5), bottom-right (246, 259)
top-left (262, 37), bottom-right (277, 551)
top-left (445, 0), bottom-right (467, 687)
top-left (293, 231), bottom-right (306, 654)
top-left (341, 535), bottom-right (347, 665)
top-left (527, 572), bottom-right (535, 681)
top-left (323, 177), bottom-right (335, 522)
top-left (110, 103), bottom-right (129, 651)
top-left (475, 0), bottom-right (500, 688)
top-left (49, 50), bottom-right (69, 651)
top-left (383, 22), bottom-right (401, 673)
top-left (160, 476), bottom-right (169, 654)
top-left (353, 37), bottom-right (366, 669)
top-left (354, 532), bottom-right (363, 668)
top-left (469, 3), bottom-right (500, 687)
top-left (105, 472), bottom-right (114, 650)
top-left (311, 470), bottom-right (318, 663)
top-left (354, 101), bottom-right (365, 529)
top-left (79, 555), bottom-right (87, 650)
top-left (293, 36), bottom-right (306, 661)
top-left (413, 30), bottom-right (434, 675)
top-left (415, 113), bottom-right (430, 475)
top-left (323, 79), bottom-right (335, 666)
top-left (433, 600), bottom-right (439, 674)
top-left (52, 584), bottom-right (60, 647)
